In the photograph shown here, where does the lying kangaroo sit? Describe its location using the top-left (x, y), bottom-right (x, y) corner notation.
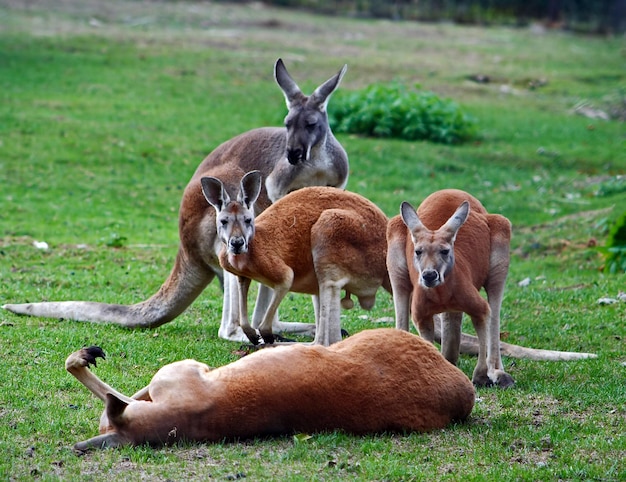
top-left (201, 172), bottom-right (391, 346)
top-left (66, 328), bottom-right (475, 450)
top-left (4, 59), bottom-right (348, 342)
top-left (387, 189), bottom-right (596, 388)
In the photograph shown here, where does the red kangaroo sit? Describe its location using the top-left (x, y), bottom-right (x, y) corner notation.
top-left (65, 328), bottom-right (475, 450)
top-left (387, 189), bottom-right (596, 388)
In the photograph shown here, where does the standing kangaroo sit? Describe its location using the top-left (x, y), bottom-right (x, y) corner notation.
top-left (4, 59), bottom-right (348, 342)
top-left (387, 189), bottom-right (596, 388)
top-left (201, 172), bottom-right (391, 346)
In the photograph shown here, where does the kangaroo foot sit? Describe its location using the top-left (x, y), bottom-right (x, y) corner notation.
top-left (472, 370), bottom-right (515, 389)
top-left (66, 346), bottom-right (106, 370)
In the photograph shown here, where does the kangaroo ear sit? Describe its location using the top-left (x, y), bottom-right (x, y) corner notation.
top-left (238, 171), bottom-right (262, 209)
top-left (274, 58), bottom-right (305, 108)
top-left (441, 201), bottom-right (470, 240)
top-left (201, 176), bottom-right (229, 212)
top-left (400, 201), bottom-right (423, 232)
top-left (105, 392), bottom-right (129, 423)
top-left (309, 64), bottom-right (347, 111)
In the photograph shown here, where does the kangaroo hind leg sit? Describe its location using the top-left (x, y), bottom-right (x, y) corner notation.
top-left (65, 346), bottom-right (135, 404)
top-left (484, 214), bottom-right (514, 388)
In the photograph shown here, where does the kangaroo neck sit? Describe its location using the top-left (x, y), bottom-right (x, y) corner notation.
top-left (226, 251), bottom-right (249, 275)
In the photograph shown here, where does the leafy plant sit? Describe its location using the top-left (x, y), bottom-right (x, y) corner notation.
top-left (599, 210), bottom-right (626, 273)
top-left (329, 82), bottom-right (478, 144)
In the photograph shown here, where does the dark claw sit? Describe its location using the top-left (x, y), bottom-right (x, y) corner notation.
top-left (341, 329), bottom-right (350, 338)
top-left (245, 332), bottom-right (261, 346)
top-left (472, 375), bottom-right (493, 388)
top-left (83, 346), bottom-right (106, 367)
top-left (472, 372), bottom-right (515, 389)
top-left (497, 374), bottom-right (516, 389)
top-left (273, 333), bottom-right (296, 343)
top-left (261, 332), bottom-right (275, 345)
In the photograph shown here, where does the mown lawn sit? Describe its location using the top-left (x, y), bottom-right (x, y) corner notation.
top-left (0, 1), bottom-right (625, 480)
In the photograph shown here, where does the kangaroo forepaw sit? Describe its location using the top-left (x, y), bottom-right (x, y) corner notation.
top-left (242, 330), bottom-right (262, 346)
top-left (260, 332), bottom-right (275, 345)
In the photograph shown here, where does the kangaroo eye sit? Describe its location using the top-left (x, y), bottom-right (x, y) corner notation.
top-left (220, 219), bottom-right (228, 227)
top-left (440, 249), bottom-right (450, 256)
top-left (244, 217), bottom-right (252, 225)
top-left (414, 249), bottom-right (423, 257)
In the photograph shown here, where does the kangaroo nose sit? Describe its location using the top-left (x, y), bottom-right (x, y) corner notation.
top-left (287, 148), bottom-right (303, 165)
top-left (229, 237), bottom-right (246, 254)
top-left (421, 270), bottom-right (439, 287)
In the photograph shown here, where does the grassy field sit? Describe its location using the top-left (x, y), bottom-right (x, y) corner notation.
top-left (1, 0), bottom-right (625, 480)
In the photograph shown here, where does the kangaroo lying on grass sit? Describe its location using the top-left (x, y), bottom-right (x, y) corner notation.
top-left (201, 171), bottom-right (391, 346)
top-left (3, 59), bottom-right (349, 343)
top-left (387, 189), bottom-right (597, 388)
top-left (65, 328), bottom-right (475, 450)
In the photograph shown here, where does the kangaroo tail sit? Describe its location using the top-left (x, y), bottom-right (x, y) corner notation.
top-left (458, 333), bottom-right (597, 361)
top-left (3, 253), bottom-right (213, 329)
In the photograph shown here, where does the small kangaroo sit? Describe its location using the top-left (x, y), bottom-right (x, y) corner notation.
top-left (201, 171), bottom-right (391, 346)
top-left (66, 328), bottom-right (475, 450)
top-left (387, 189), bottom-right (516, 388)
top-left (4, 59), bottom-right (348, 343)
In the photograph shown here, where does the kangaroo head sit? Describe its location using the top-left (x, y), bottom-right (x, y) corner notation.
top-left (400, 200), bottom-right (470, 289)
top-left (72, 393), bottom-right (131, 450)
top-left (201, 171), bottom-right (262, 255)
top-left (74, 430), bottom-right (128, 451)
top-left (275, 58), bottom-right (347, 165)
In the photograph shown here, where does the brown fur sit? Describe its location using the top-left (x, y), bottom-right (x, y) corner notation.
top-left (66, 328), bottom-right (475, 450)
top-left (387, 189), bottom-right (596, 377)
top-left (387, 189), bottom-right (516, 387)
top-left (202, 174), bottom-right (391, 346)
top-left (4, 59), bottom-right (348, 343)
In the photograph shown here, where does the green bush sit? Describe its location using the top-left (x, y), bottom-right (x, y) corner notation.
top-left (329, 83), bottom-right (478, 144)
top-left (600, 210), bottom-right (626, 273)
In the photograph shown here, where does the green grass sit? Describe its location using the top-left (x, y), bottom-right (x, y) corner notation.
top-left (1, 1), bottom-right (625, 480)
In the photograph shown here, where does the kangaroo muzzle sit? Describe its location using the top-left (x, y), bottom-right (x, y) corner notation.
top-left (420, 269), bottom-right (441, 288)
top-left (287, 148), bottom-right (305, 165)
top-left (228, 236), bottom-right (247, 255)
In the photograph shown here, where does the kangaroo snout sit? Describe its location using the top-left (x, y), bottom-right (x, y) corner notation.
top-left (420, 269), bottom-right (441, 288)
top-left (287, 148), bottom-right (304, 164)
top-left (228, 237), bottom-right (247, 254)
